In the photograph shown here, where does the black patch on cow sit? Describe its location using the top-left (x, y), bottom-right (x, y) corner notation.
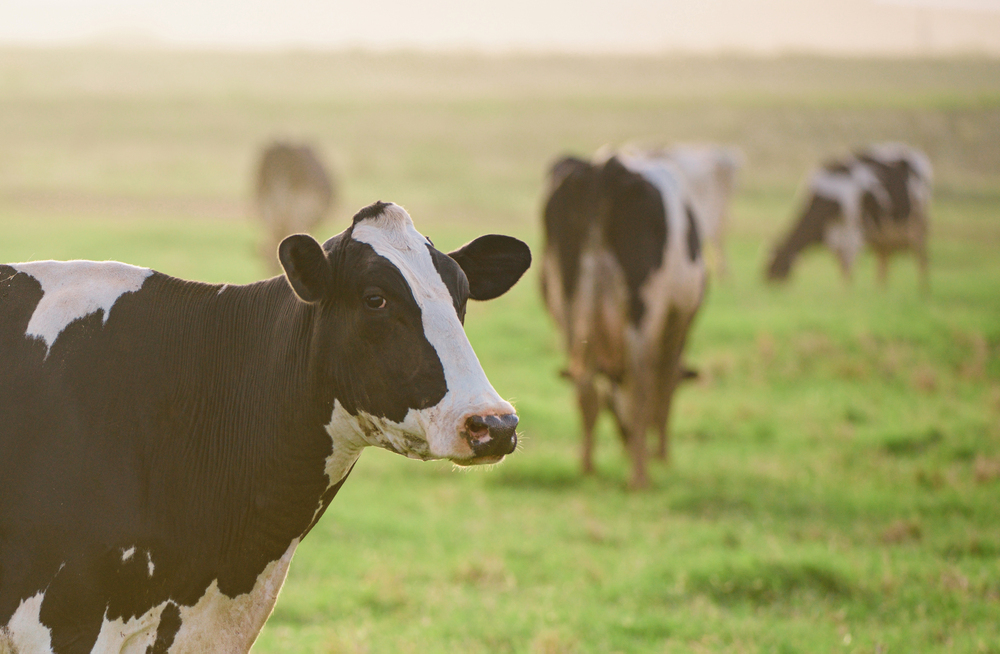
top-left (352, 200), bottom-right (392, 225)
top-left (685, 203), bottom-right (702, 262)
top-left (860, 189), bottom-right (885, 230)
top-left (147, 602), bottom-right (181, 654)
top-left (823, 159), bottom-right (853, 175)
top-left (600, 156), bottom-right (667, 325)
top-left (767, 194), bottom-right (842, 280)
top-left (542, 157), bottom-right (601, 301)
top-left (428, 244), bottom-right (470, 322)
top-left (857, 153), bottom-right (912, 222)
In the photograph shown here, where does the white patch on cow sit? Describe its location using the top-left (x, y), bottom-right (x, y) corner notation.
top-left (91, 602), bottom-right (167, 654)
top-left (11, 260), bottom-right (152, 355)
top-left (349, 203), bottom-right (514, 462)
top-left (808, 164), bottom-right (885, 269)
top-left (121, 546), bottom-right (136, 562)
top-left (170, 539), bottom-right (299, 653)
top-left (0, 592), bottom-right (53, 654)
top-left (146, 551), bottom-right (155, 577)
top-left (87, 540), bottom-right (299, 654)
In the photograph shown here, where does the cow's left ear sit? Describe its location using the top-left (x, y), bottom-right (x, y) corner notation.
top-left (448, 235), bottom-right (531, 301)
top-left (279, 234), bottom-right (331, 303)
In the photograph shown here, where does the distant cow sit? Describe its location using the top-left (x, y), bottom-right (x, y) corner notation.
top-left (541, 151), bottom-right (707, 489)
top-left (645, 144), bottom-right (743, 278)
top-left (255, 142), bottom-right (334, 271)
top-left (766, 143), bottom-right (932, 290)
top-left (0, 201), bottom-right (530, 653)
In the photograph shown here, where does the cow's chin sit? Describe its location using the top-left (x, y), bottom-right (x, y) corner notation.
top-left (449, 453), bottom-right (508, 467)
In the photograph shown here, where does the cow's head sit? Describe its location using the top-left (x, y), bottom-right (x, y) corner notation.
top-left (278, 202), bottom-right (531, 467)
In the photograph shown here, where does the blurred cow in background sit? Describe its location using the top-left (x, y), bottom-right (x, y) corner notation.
top-left (766, 143), bottom-right (932, 290)
top-left (255, 142), bottom-right (335, 272)
top-left (541, 150), bottom-right (707, 489)
top-left (643, 144), bottom-right (743, 278)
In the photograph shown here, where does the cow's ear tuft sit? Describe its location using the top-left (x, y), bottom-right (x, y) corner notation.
top-left (448, 235), bottom-right (531, 301)
top-left (279, 234), bottom-right (330, 303)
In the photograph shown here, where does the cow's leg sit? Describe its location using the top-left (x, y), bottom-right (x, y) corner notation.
top-left (627, 417), bottom-right (649, 490)
top-left (714, 233), bottom-right (729, 280)
top-left (626, 372), bottom-right (654, 490)
top-left (577, 378), bottom-right (601, 474)
top-left (915, 236), bottom-right (930, 295)
top-left (653, 309), bottom-right (689, 463)
top-left (876, 251), bottom-right (890, 288)
top-left (836, 251), bottom-right (853, 284)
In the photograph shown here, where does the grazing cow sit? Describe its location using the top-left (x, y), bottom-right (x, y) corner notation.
top-left (540, 151), bottom-right (707, 488)
top-left (0, 201), bottom-right (530, 654)
top-left (255, 142), bottom-right (334, 272)
top-left (766, 143), bottom-right (932, 290)
top-left (644, 144), bottom-right (743, 278)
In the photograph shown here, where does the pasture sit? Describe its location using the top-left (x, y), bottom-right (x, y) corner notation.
top-left (0, 49), bottom-right (998, 652)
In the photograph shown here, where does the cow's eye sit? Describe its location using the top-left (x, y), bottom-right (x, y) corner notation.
top-left (364, 294), bottom-right (386, 310)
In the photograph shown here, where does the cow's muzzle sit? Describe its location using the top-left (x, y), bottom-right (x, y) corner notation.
top-left (461, 413), bottom-right (518, 462)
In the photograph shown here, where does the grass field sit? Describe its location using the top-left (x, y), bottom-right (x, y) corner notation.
top-left (1, 49), bottom-right (998, 653)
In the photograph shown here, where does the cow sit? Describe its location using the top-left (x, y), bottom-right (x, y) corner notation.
top-left (0, 201), bottom-right (531, 654)
top-left (766, 143), bottom-right (932, 290)
top-left (540, 150), bottom-right (707, 489)
top-left (644, 144), bottom-right (743, 278)
top-left (255, 142), bottom-right (334, 273)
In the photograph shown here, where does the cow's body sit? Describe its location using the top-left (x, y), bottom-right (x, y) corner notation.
top-left (645, 144), bottom-right (742, 278)
top-left (255, 142), bottom-right (334, 272)
top-left (0, 202), bottom-right (530, 654)
top-left (540, 151), bottom-right (706, 488)
top-left (766, 143), bottom-right (932, 289)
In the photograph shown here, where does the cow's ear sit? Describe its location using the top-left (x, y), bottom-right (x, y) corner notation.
top-left (279, 234), bottom-right (330, 303)
top-left (448, 235), bottom-right (531, 301)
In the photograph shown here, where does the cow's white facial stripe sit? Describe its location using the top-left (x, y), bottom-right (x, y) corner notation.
top-left (12, 260), bottom-right (152, 354)
top-left (350, 204), bottom-right (514, 460)
top-left (0, 592), bottom-right (53, 654)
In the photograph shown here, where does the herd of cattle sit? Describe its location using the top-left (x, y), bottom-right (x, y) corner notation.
top-left (0, 139), bottom-right (931, 652)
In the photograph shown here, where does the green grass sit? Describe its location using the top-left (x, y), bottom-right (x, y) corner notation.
top-left (1, 49), bottom-right (999, 653)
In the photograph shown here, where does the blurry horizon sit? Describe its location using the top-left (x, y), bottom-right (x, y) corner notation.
top-left (2, 0), bottom-right (1000, 56)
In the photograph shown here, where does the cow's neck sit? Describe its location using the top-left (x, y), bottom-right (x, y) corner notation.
top-left (143, 275), bottom-right (345, 598)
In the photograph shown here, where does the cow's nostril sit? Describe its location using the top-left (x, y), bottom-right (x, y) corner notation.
top-left (465, 415), bottom-right (490, 439)
top-left (465, 413), bottom-right (519, 458)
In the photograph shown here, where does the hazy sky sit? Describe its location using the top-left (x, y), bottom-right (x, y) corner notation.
top-left (1, 0), bottom-right (999, 54)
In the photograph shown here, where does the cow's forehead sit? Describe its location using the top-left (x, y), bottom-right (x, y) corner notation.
top-left (349, 204), bottom-right (451, 300)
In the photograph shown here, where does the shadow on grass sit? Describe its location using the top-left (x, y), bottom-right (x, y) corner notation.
top-left (686, 559), bottom-right (856, 607)
top-left (489, 461), bottom-right (586, 492)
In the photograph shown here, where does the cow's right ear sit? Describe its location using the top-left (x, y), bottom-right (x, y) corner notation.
top-left (448, 235), bottom-right (531, 301)
top-left (279, 234), bottom-right (330, 303)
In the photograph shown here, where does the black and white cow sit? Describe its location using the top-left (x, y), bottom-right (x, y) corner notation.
top-left (0, 201), bottom-right (530, 653)
top-left (766, 143), bottom-right (932, 290)
top-left (540, 150), bottom-right (706, 489)
top-left (255, 142), bottom-right (335, 273)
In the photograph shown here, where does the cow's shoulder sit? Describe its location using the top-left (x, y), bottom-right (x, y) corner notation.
top-left (4, 260), bottom-right (153, 354)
